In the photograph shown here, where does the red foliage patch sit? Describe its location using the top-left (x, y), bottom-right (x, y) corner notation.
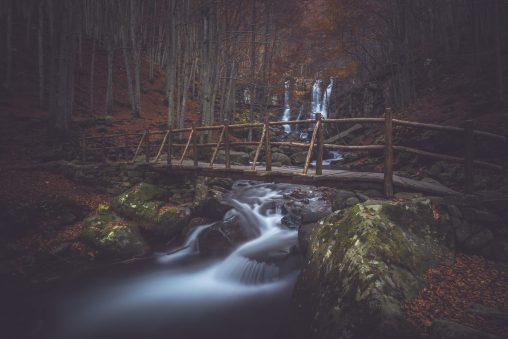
top-left (404, 254), bottom-right (508, 337)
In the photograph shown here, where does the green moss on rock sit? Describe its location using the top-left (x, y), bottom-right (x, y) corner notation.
top-left (79, 208), bottom-right (148, 258)
top-left (290, 198), bottom-right (452, 339)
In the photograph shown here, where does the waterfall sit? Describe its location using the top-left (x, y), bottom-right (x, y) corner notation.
top-left (310, 80), bottom-right (322, 119)
top-left (281, 80), bottom-right (291, 133)
top-left (322, 79), bottom-right (333, 118)
top-left (310, 79), bottom-right (333, 119)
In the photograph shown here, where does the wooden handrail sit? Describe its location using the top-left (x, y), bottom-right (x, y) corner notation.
top-left (393, 119), bottom-right (507, 141)
top-left (229, 123), bottom-right (264, 129)
top-left (393, 145), bottom-right (502, 170)
top-left (323, 117), bottom-right (384, 124)
top-left (81, 113), bottom-right (505, 197)
top-left (269, 119), bottom-right (314, 126)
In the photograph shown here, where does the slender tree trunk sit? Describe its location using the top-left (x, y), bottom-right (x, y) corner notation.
top-left (38, 0), bottom-right (45, 106)
top-left (495, 0), bottom-right (504, 101)
top-left (89, 37), bottom-right (96, 113)
top-left (130, 0), bottom-right (141, 117)
top-left (5, 3), bottom-right (13, 88)
top-left (106, 39), bottom-right (114, 115)
top-left (248, 0), bottom-right (257, 140)
top-left (166, 0), bottom-right (177, 126)
top-left (122, 29), bottom-right (138, 118)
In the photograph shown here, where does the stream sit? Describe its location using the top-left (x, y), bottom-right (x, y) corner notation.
top-left (36, 181), bottom-right (302, 339)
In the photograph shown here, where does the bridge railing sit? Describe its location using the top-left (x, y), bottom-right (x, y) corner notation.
top-left (80, 109), bottom-right (506, 197)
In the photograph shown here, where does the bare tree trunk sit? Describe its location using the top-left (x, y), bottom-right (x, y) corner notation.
top-left (122, 29), bottom-right (138, 118)
top-left (248, 0), bottom-right (257, 141)
top-left (166, 0), bottom-right (177, 126)
top-left (130, 0), bottom-right (141, 117)
top-left (106, 39), bottom-right (114, 115)
top-left (495, 0), bottom-right (504, 101)
top-left (89, 37), bottom-right (96, 113)
top-left (4, 3), bottom-right (13, 88)
top-left (38, 0), bottom-right (45, 107)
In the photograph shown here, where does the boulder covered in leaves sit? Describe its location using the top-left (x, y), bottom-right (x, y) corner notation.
top-left (289, 198), bottom-right (453, 339)
top-left (79, 205), bottom-right (148, 258)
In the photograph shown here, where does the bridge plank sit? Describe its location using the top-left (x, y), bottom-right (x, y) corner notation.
top-left (152, 159), bottom-right (458, 196)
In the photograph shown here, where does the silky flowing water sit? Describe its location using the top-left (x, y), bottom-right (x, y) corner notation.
top-left (37, 181), bottom-right (302, 339)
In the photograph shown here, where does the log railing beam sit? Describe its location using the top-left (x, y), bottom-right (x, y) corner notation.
top-left (384, 108), bottom-right (394, 198)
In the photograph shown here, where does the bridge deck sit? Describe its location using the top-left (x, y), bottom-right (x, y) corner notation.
top-left (151, 159), bottom-right (459, 196)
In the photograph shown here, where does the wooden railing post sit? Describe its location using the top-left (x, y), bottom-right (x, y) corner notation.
top-left (167, 125), bottom-right (172, 166)
top-left (144, 129), bottom-right (150, 163)
top-left (465, 120), bottom-right (474, 194)
top-left (192, 123), bottom-right (198, 167)
top-left (384, 108), bottom-right (394, 198)
top-left (265, 118), bottom-right (272, 171)
top-left (316, 113), bottom-right (324, 175)
top-left (224, 122), bottom-right (231, 169)
top-left (303, 113), bottom-right (321, 175)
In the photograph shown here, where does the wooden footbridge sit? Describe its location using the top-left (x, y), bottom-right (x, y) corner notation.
top-left (81, 110), bottom-right (506, 197)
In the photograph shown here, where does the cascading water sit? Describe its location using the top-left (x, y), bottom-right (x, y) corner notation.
top-left (310, 79), bottom-right (333, 119)
top-left (281, 80), bottom-right (291, 133)
top-left (38, 181), bottom-right (301, 339)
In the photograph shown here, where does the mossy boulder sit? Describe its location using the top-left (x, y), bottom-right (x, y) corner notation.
top-left (79, 206), bottom-right (148, 258)
top-left (111, 182), bottom-right (165, 220)
top-left (291, 151), bottom-right (308, 165)
top-left (271, 152), bottom-right (291, 166)
top-left (290, 198), bottom-right (452, 339)
top-left (111, 182), bottom-right (189, 239)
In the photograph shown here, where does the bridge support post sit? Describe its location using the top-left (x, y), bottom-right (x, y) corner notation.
top-left (144, 129), bottom-right (150, 163)
top-left (316, 113), bottom-right (324, 175)
top-left (192, 124), bottom-right (198, 167)
top-left (384, 108), bottom-right (394, 198)
top-left (265, 118), bottom-right (272, 171)
top-left (224, 123), bottom-right (231, 169)
top-left (167, 125), bottom-right (172, 167)
top-left (464, 120), bottom-right (474, 194)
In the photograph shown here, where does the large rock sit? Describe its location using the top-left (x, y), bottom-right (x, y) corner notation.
top-left (271, 152), bottom-right (291, 166)
top-left (281, 187), bottom-right (333, 227)
top-left (111, 182), bottom-right (165, 221)
top-left (215, 150), bottom-right (250, 165)
top-left (193, 177), bottom-right (233, 220)
top-left (198, 215), bottom-right (258, 256)
top-left (79, 205), bottom-right (148, 258)
top-left (111, 182), bottom-right (189, 238)
top-left (291, 151), bottom-right (308, 165)
top-left (290, 198), bottom-right (452, 339)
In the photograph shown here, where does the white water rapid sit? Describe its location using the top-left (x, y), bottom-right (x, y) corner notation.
top-left (41, 181), bottom-right (301, 339)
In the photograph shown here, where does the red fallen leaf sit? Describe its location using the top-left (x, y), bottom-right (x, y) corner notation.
top-left (404, 254), bottom-right (508, 337)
